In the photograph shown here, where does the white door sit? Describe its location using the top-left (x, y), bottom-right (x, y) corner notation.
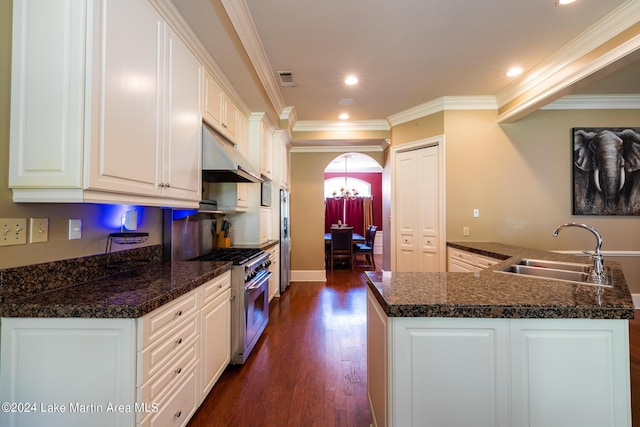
top-left (395, 149), bottom-right (418, 271)
top-left (395, 143), bottom-right (441, 272)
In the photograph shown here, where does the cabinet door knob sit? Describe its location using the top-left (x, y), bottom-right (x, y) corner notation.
top-left (175, 410), bottom-right (182, 418)
top-left (175, 367), bottom-right (182, 374)
top-left (175, 338), bottom-right (183, 345)
top-left (176, 310), bottom-right (183, 316)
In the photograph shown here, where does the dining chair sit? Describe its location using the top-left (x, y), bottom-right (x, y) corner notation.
top-left (330, 227), bottom-right (354, 271)
top-left (354, 225), bottom-right (377, 269)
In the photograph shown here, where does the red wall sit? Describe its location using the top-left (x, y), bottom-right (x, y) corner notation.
top-left (324, 172), bottom-right (383, 231)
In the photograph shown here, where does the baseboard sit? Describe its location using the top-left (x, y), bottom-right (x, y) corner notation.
top-left (632, 294), bottom-right (640, 309)
top-left (291, 270), bottom-right (327, 282)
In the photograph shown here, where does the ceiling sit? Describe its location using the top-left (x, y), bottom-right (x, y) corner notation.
top-left (172, 0), bottom-right (640, 146)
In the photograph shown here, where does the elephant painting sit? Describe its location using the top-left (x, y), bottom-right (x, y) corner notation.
top-left (573, 127), bottom-right (640, 215)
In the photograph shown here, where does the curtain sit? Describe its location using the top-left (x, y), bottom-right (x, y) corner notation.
top-left (362, 196), bottom-right (373, 230)
top-left (325, 198), bottom-right (344, 232)
top-left (345, 197), bottom-right (364, 236)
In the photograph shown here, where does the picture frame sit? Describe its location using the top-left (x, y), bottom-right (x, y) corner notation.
top-left (572, 127), bottom-right (640, 215)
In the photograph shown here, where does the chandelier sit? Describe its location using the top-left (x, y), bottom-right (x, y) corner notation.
top-left (332, 155), bottom-right (359, 200)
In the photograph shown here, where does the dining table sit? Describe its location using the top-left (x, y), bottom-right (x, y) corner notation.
top-left (324, 232), bottom-right (366, 244)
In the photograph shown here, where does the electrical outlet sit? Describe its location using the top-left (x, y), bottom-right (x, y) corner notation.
top-left (29, 218), bottom-right (49, 243)
top-left (473, 209), bottom-right (479, 218)
top-left (68, 219), bottom-right (82, 240)
top-left (0, 218), bottom-right (28, 246)
top-left (463, 226), bottom-right (470, 236)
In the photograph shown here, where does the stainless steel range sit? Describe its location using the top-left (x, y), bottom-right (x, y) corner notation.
top-left (193, 248), bottom-right (271, 364)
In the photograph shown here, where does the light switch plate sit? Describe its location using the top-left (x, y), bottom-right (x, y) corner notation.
top-left (0, 218), bottom-right (27, 246)
top-left (29, 218), bottom-right (49, 243)
top-left (68, 219), bottom-right (82, 240)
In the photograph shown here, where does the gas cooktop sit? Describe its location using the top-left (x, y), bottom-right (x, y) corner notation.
top-left (192, 248), bottom-right (264, 265)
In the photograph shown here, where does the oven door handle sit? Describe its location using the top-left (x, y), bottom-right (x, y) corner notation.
top-left (246, 270), bottom-right (272, 290)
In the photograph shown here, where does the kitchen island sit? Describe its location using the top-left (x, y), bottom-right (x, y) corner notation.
top-left (366, 242), bottom-right (634, 427)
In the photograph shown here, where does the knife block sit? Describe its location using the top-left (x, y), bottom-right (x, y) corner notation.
top-left (217, 232), bottom-right (231, 248)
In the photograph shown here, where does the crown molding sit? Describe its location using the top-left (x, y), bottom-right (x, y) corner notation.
top-left (272, 129), bottom-right (292, 148)
top-left (496, 0), bottom-right (640, 122)
top-left (293, 120), bottom-right (390, 132)
top-left (221, 0), bottom-right (287, 116)
top-left (387, 96), bottom-right (498, 127)
top-left (542, 94), bottom-right (640, 110)
top-left (150, 0), bottom-right (253, 116)
top-left (291, 145), bottom-right (386, 153)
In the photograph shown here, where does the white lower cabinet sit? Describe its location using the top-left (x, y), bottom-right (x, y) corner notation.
top-left (510, 320), bottom-right (631, 427)
top-left (0, 272), bottom-right (232, 427)
top-left (200, 273), bottom-right (232, 400)
top-left (367, 288), bottom-right (631, 427)
top-left (0, 318), bottom-right (136, 427)
top-left (266, 245), bottom-right (280, 301)
top-left (139, 364), bottom-right (199, 427)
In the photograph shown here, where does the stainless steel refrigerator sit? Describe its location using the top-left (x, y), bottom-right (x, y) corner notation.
top-left (280, 189), bottom-right (291, 293)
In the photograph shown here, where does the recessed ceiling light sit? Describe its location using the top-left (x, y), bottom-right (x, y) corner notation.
top-left (555, 0), bottom-right (576, 5)
top-left (339, 113), bottom-right (350, 120)
top-left (345, 75), bottom-right (358, 85)
top-left (506, 67), bottom-right (523, 77)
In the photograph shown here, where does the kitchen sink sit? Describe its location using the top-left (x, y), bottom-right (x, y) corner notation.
top-left (494, 258), bottom-right (612, 287)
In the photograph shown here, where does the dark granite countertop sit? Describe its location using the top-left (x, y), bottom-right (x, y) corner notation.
top-left (1, 261), bottom-right (232, 318)
top-left (365, 242), bottom-right (634, 319)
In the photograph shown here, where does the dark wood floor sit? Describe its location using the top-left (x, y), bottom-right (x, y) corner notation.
top-left (189, 256), bottom-right (640, 427)
top-left (187, 257), bottom-right (377, 427)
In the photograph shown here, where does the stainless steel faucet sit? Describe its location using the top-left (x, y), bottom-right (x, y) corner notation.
top-left (552, 223), bottom-right (608, 285)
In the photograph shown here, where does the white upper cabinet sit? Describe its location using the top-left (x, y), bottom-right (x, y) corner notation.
top-left (203, 69), bottom-right (239, 143)
top-left (161, 27), bottom-right (203, 202)
top-left (273, 130), bottom-right (290, 190)
top-left (260, 121), bottom-right (273, 180)
top-left (9, 0), bottom-right (202, 207)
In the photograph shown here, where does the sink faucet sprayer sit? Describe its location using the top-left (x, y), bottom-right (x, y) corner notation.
top-left (552, 223), bottom-right (609, 286)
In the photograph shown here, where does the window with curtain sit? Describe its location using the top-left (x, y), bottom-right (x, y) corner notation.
top-left (324, 196), bottom-right (373, 236)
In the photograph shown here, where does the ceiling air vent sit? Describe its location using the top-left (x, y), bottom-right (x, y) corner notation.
top-left (277, 71), bottom-right (297, 87)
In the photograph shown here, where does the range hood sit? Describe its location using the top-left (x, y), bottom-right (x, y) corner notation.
top-left (202, 123), bottom-right (262, 183)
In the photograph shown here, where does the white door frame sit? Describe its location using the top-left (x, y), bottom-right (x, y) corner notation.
top-left (390, 135), bottom-right (446, 271)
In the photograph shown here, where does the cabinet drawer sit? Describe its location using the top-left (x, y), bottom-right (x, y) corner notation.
top-left (448, 258), bottom-right (478, 273)
top-left (139, 364), bottom-right (198, 427)
top-left (476, 254), bottom-right (500, 268)
top-left (138, 338), bottom-right (199, 410)
top-left (138, 314), bottom-right (199, 385)
top-left (138, 289), bottom-right (199, 350)
top-left (448, 247), bottom-right (475, 264)
top-left (201, 271), bottom-right (231, 306)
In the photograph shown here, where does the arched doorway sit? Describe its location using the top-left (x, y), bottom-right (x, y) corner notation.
top-left (324, 153), bottom-right (383, 251)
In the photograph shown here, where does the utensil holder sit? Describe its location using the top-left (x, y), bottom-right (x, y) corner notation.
top-left (217, 232), bottom-right (230, 248)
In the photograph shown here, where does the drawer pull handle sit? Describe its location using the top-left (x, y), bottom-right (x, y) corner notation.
top-left (175, 367), bottom-right (182, 374)
top-left (176, 310), bottom-right (183, 316)
top-left (175, 410), bottom-right (182, 418)
top-left (176, 338), bottom-right (183, 345)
